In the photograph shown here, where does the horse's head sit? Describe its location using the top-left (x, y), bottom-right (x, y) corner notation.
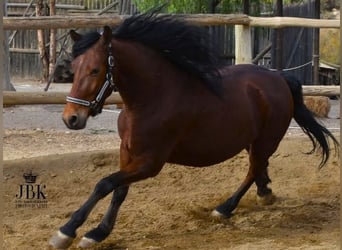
top-left (63, 26), bottom-right (115, 130)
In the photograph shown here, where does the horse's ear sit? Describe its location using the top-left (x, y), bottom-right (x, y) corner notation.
top-left (102, 26), bottom-right (112, 44)
top-left (70, 30), bottom-right (82, 42)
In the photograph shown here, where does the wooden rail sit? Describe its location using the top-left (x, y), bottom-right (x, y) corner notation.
top-left (249, 16), bottom-right (340, 28)
top-left (3, 14), bottom-right (340, 30)
top-left (3, 91), bottom-right (122, 106)
top-left (4, 14), bottom-right (338, 65)
top-left (3, 14), bottom-right (340, 92)
top-left (3, 86), bottom-right (340, 105)
top-left (7, 3), bottom-right (86, 10)
top-left (301, 86), bottom-right (340, 97)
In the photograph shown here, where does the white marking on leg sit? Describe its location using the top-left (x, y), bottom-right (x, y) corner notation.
top-left (49, 230), bottom-right (74, 249)
top-left (211, 209), bottom-right (224, 218)
top-left (77, 237), bottom-right (98, 248)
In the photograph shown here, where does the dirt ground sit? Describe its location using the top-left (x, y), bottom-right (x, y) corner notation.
top-left (3, 82), bottom-right (341, 249)
top-left (3, 124), bottom-right (340, 250)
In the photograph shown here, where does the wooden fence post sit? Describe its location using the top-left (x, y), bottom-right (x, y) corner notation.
top-left (234, 25), bottom-right (252, 64)
top-left (35, 0), bottom-right (49, 81)
top-left (49, 0), bottom-right (56, 77)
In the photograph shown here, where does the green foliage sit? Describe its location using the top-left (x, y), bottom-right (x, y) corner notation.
top-left (320, 29), bottom-right (340, 65)
top-left (166, 0), bottom-right (209, 13)
top-left (133, 0), bottom-right (211, 14)
top-left (219, 0), bottom-right (273, 15)
top-left (133, 0), bottom-right (304, 14)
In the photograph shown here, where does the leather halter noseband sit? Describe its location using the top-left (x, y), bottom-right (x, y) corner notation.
top-left (66, 43), bottom-right (117, 114)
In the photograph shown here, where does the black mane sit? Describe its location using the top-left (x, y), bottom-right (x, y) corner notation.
top-left (72, 12), bottom-right (224, 96)
top-left (72, 31), bottom-right (101, 59)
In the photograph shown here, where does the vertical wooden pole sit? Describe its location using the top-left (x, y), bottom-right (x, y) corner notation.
top-left (36, 0), bottom-right (49, 81)
top-left (312, 0), bottom-right (320, 85)
top-left (235, 24), bottom-right (252, 64)
top-left (235, 0), bottom-right (251, 64)
top-left (275, 0), bottom-right (283, 71)
top-left (49, 0), bottom-right (56, 79)
top-left (3, 0), bottom-right (15, 91)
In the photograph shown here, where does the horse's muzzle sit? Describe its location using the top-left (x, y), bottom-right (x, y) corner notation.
top-left (62, 114), bottom-right (86, 130)
top-left (62, 111), bottom-right (88, 130)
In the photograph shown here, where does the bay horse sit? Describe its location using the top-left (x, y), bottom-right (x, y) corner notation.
top-left (50, 12), bottom-right (339, 249)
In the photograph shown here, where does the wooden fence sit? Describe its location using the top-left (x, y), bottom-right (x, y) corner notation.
top-left (4, 14), bottom-right (339, 65)
top-left (3, 85), bottom-right (340, 106)
top-left (4, 14), bottom-right (340, 30)
top-left (6, 0), bottom-right (137, 79)
top-left (3, 14), bottom-right (340, 105)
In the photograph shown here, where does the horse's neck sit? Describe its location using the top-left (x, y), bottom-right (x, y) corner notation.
top-left (111, 39), bottom-right (183, 110)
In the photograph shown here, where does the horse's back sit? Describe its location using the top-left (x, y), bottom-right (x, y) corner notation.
top-left (221, 65), bottom-right (294, 120)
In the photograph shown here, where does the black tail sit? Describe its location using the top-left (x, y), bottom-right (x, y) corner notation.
top-left (281, 72), bottom-right (339, 168)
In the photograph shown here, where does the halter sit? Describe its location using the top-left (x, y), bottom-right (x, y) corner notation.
top-left (66, 43), bottom-right (117, 114)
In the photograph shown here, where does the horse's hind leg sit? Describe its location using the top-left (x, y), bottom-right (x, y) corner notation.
top-left (249, 136), bottom-right (283, 207)
top-left (213, 142), bottom-right (276, 217)
top-left (212, 166), bottom-right (254, 217)
top-left (250, 155), bottom-right (275, 205)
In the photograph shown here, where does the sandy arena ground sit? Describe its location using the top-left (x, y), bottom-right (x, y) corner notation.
top-left (3, 83), bottom-right (340, 249)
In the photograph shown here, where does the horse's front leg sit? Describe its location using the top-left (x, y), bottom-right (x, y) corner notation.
top-left (78, 185), bottom-right (129, 248)
top-left (49, 154), bottom-right (164, 249)
top-left (49, 171), bottom-right (127, 249)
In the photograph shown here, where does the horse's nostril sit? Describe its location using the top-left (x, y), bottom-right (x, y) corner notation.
top-left (69, 115), bottom-right (78, 127)
top-left (63, 113), bottom-right (87, 130)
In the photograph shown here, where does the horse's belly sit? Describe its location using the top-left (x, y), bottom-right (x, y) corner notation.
top-left (167, 150), bottom-right (243, 167)
top-left (167, 131), bottom-right (253, 167)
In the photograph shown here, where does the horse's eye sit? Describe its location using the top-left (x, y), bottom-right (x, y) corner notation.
top-left (90, 69), bottom-right (100, 76)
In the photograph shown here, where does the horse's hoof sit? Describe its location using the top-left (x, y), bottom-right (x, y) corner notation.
top-left (49, 230), bottom-right (74, 249)
top-left (211, 209), bottom-right (225, 218)
top-left (256, 193), bottom-right (276, 205)
top-left (77, 237), bottom-right (98, 248)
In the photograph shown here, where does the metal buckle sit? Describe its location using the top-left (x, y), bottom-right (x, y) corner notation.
top-left (108, 56), bottom-right (114, 67)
